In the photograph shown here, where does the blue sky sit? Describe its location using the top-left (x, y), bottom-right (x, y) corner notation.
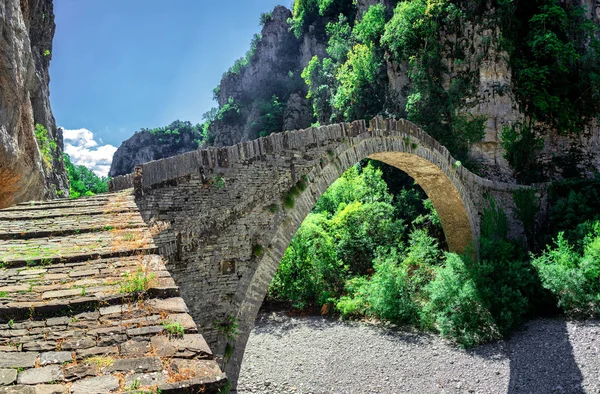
top-left (51, 0), bottom-right (288, 175)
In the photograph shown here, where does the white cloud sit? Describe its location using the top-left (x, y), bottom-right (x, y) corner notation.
top-left (63, 128), bottom-right (117, 177)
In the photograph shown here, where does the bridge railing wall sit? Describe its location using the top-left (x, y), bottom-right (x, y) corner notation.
top-left (108, 173), bottom-right (134, 192)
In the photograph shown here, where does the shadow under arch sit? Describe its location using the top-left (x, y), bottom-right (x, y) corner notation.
top-left (228, 129), bottom-right (478, 384)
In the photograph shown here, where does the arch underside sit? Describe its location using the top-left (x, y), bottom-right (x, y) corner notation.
top-left (368, 152), bottom-right (474, 254)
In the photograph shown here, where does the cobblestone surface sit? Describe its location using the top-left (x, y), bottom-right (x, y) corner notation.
top-left (0, 191), bottom-right (227, 393)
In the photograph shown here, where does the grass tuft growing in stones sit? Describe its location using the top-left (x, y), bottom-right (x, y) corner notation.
top-left (252, 244), bottom-right (264, 257)
top-left (119, 267), bottom-right (155, 294)
top-left (85, 356), bottom-right (114, 368)
top-left (162, 320), bottom-right (185, 337)
top-left (282, 194), bottom-right (295, 209)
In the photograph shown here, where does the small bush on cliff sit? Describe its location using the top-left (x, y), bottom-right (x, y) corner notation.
top-left (34, 124), bottom-right (57, 168)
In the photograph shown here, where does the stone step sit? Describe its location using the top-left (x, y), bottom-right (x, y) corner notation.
top-left (0, 255), bottom-right (179, 321)
top-left (0, 228), bottom-right (157, 267)
top-left (0, 211), bottom-right (147, 240)
top-left (0, 205), bottom-right (137, 221)
top-left (0, 297), bottom-right (226, 393)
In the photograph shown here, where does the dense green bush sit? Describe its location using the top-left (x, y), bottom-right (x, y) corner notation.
top-left (269, 161), bottom-right (443, 309)
top-left (144, 120), bottom-right (203, 148)
top-left (546, 178), bottom-right (600, 245)
top-left (421, 253), bottom-right (500, 347)
top-left (532, 221), bottom-right (600, 317)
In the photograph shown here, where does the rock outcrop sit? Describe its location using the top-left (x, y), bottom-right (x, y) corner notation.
top-left (0, 0), bottom-right (68, 207)
top-left (210, 6), bottom-right (310, 147)
top-left (110, 128), bottom-right (201, 177)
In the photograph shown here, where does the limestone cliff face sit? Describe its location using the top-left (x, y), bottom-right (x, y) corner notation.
top-left (211, 6), bottom-right (308, 147)
top-left (0, 0), bottom-right (68, 207)
top-left (110, 130), bottom-right (200, 177)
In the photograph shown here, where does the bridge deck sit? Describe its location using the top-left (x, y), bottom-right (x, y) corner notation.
top-left (0, 191), bottom-right (226, 393)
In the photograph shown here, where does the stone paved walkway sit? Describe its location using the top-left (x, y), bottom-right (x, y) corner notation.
top-left (0, 191), bottom-right (227, 393)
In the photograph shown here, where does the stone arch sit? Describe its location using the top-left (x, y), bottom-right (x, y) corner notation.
top-left (123, 118), bottom-right (493, 387)
top-left (228, 120), bottom-right (477, 384)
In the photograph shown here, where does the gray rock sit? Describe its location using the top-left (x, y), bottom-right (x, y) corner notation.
top-left (0, 353), bottom-right (38, 368)
top-left (17, 365), bottom-right (63, 385)
top-left (0, 0), bottom-right (69, 205)
top-left (39, 351), bottom-right (72, 365)
top-left (61, 337), bottom-right (95, 350)
top-left (0, 386), bottom-right (35, 394)
top-left (33, 385), bottom-right (66, 394)
top-left (0, 369), bottom-right (17, 386)
top-left (119, 340), bottom-right (150, 357)
top-left (107, 357), bottom-right (162, 373)
top-left (69, 375), bottom-right (119, 394)
top-left (124, 372), bottom-right (166, 388)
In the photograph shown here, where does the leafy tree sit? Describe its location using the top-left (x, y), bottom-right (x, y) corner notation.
top-left (63, 153), bottom-right (108, 199)
top-left (332, 43), bottom-right (387, 121)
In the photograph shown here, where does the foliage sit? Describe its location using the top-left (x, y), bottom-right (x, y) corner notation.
top-left (162, 320), bottom-right (185, 337)
top-left (259, 11), bottom-right (272, 27)
top-left (63, 153), bottom-right (108, 199)
top-left (532, 221), bottom-right (600, 317)
top-left (546, 177), bottom-right (600, 245)
top-left (269, 213), bottom-right (344, 308)
top-left (34, 124), bottom-right (57, 168)
top-left (500, 0), bottom-right (600, 133)
top-left (421, 253), bottom-right (500, 347)
top-left (225, 34), bottom-right (262, 76)
top-left (353, 4), bottom-right (386, 45)
top-left (251, 95), bottom-right (286, 137)
top-left (145, 120), bottom-right (203, 148)
top-left (119, 267), bottom-right (155, 294)
top-left (215, 314), bottom-right (239, 341)
top-left (332, 43), bottom-right (387, 121)
top-left (270, 161), bottom-right (444, 311)
top-left (215, 97), bottom-right (243, 125)
top-left (382, 0), bottom-right (484, 164)
top-left (513, 188), bottom-right (540, 247)
top-left (290, 0), bottom-right (356, 38)
top-left (500, 123), bottom-right (544, 184)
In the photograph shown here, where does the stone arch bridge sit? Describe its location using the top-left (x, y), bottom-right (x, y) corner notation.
top-left (106, 117), bottom-right (539, 386)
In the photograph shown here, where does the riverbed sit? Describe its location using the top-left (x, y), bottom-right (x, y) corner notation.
top-left (237, 312), bottom-right (600, 393)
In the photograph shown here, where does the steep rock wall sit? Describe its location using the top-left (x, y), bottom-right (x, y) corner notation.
top-left (0, 0), bottom-right (68, 207)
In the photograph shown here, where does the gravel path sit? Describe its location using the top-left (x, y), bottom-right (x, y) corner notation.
top-left (237, 312), bottom-right (600, 393)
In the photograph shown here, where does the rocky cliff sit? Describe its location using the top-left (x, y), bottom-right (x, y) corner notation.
top-left (0, 0), bottom-right (68, 207)
top-left (205, 0), bottom-right (600, 184)
top-left (109, 121), bottom-right (202, 177)
top-left (210, 6), bottom-right (310, 147)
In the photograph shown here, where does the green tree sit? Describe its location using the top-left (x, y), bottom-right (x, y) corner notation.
top-left (63, 153), bottom-right (108, 199)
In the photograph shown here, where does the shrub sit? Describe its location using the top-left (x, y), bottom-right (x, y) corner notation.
top-left (259, 11), bottom-right (272, 26)
top-left (422, 253), bottom-right (500, 347)
top-left (269, 213), bottom-right (345, 308)
top-left (34, 124), bottom-right (57, 168)
top-left (532, 221), bottom-right (600, 317)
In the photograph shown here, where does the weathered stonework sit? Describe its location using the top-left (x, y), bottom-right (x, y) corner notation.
top-left (0, 192), bottom-right (227, 393)
top-left (110, 117), bottom-right (540, 387)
